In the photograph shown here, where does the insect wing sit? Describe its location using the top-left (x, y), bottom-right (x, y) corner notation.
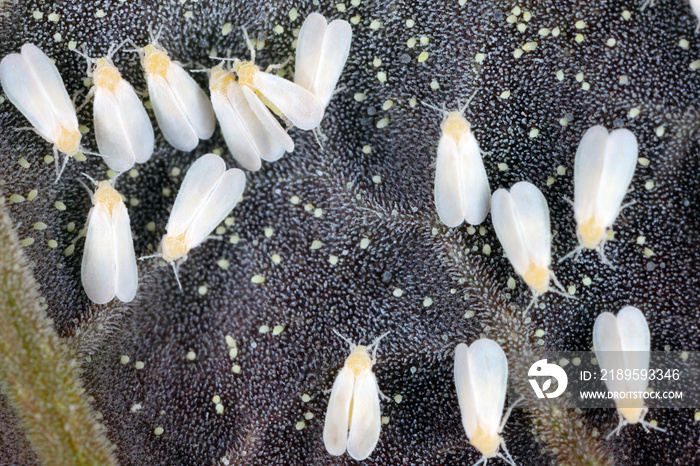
top-left (323, 366), bottom-right (354, 456)
top-left (94, 86), bottom-right (137, 172)
top-left (312, 19), bottom-right (352, 107)
top-left (166, 62), bottom-right (216, 140)
top-left (148, 73), bottom-right (199, 151)
top-left (166, 153), bottom-right (227, 236)
top-left (116, 78), bottom-right (154, 164)
top-left (21, 43), bottom-right (78, 130)
top-left (0, 53), bottom-right (60, 143)
top-left (184, 168), bottom-right (246, 249)
top-left (510, 182), bottom-right (551, 269)
top-left (81, 203), bottom-right (117, 304)
top-left (457, 130), bottom-right (490, 225)
top-left (593, 311), bottom-right (628, 394)
top-left (434, 132), bottom-right (465, 228)
top-left (253, 71), bottom-right (323, 130)
top-left (212, 82), bottom-right (263, 171)
top-left (346, 369), bottom-right (381, 461)
top-left (111, 201), bottom-right (138, 302)
top-left (616, 306), bottom-right (650, 393)
top-left (573, 125), bottom-right (608, 226)
top-left (467, 339), bottom-right (507, 436)
top-left (596, 128), bottom-right (637, 229)
top-left (240, 85), bottom-right (294, 161)
top-left (491, 188), bottom-right (530, 277)
top-left (295, 12), bottom-right (327, 92)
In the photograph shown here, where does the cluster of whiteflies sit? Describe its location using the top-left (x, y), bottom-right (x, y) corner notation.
top-left (395, 93), bottom-right (660, 464)
top-left (0, 13), bottom-right (351, 302)
top-left (325, 305), bottom-right (657, 463)
top-left (432, 105), bottom-right (638, 309)
top-left (0, 10), bottom-right (665, 465)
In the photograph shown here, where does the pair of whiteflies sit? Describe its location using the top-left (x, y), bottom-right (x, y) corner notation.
top-left (80, 153), bottom-right (245, 303)
top-left (0, 12), bottom-right (351, 180)
top-left (324, 305), bottom-right (660, 463)
top-left (0, 40), bottom-right (159, 179)
top-left (433, 105), bottom-right (638, 306)
top-left (320, 332), bottom-right (517, 463)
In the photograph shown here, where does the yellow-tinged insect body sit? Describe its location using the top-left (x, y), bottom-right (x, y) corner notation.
top-left (491, 182), bottom-right (562, 303)
top-left (454, 340), bottom-right (515, 464)
top-left (442, 111), bottom-right (471, 141)
top-left (618, 399), bottom-right (646, 425)
top-left (84, 45), bottom-right (155, 173)
top-left (471, 426), bottom-right (501, 458)
top-left (577, 217), bottom-right (606, 250)
top-left (234, 60), bottom-right (259, 88)
top-left (230, 31), bottom-right (324, 131)
top-left (567, 126), bottom-right (638, 263)
top-left (56, 125), bottom-right (81, 155)
top-left (93, 181), bottom-right (122, 214)
top-left (209, 62), bottom-right (295, 171)
top-left (93, 58), bottom-right (121, 92)
top-left (0, 43), bottom-right (82, 180)
top-left (161, 233), bottom-right (188, 263)
top-left (155, 154), bottom-right (246, 289)
top-left (431, 101), bottom-right (491, 228)
top-left (137, 37), bottom-right (216, 151)
top-left (81, 179), bottom-right (138, 304)
top-left (234, 60), bottom-right (284, 118)
top-left (523, 263), bottom-right (550, 295)
top-left (344, 345), bottom-right (372, 375)
top-left (142, 44), bottom-right (171, 77)
top-left (209, 64), bottom-right (236, 94)
top-left (592, 307), bottom-right (662, 438)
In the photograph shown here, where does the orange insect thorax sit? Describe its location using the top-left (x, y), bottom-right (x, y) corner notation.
top-left (617, 397), bottom-right (646, 424)
top-left (162, 233), bottom-right (188, 262)
top-left (143, 44), bottom-right (171, 77)
top-left (56, 126), bottom-right (81, 155)
top-left (470, 426), bottom-right (501, 458)
top-left (209, 65), bottom-right (236, 94)
top-left (235, 61), bottom-right (259, 88)
top-left (523, 263), bottom-right (550, 295)
top-left (442, 112), bottom-right (470, 142)
top-left (577, 217), bottom-right (605, 250)
top-left (93, 58), bottom-right (121, 92)
top-left (345, 346), bottom-right (372, 377)
top-left (93, 181), bottom-right (122, 214)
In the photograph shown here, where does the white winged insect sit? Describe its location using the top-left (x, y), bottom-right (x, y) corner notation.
top-left (136, 27), bottom-right (215, 151)
top-left (323, 330), bottom-right (389, 461)
top-left (81, 178), bottom-right (138, 304)
top-left (561, 125), bottom-right (637, 264)
top-left (76, 42), bottom-right (155, 172)
top-left (454, 340), bottom-right (517, 466)
top-left (0, 43), bottom-right (83, 181)
top-left (425, 93), bottom-right (490, 227)
top-left (593, 306), bottom-right (664, 438)
top-left (294, 13), bottom-right (352, 115)
top-left (232, 28), bottom-right (324, 132)
top-left (154, 153), bottom-right (246, 288)
top-left (491, 182), bottom-right (567, 308)
top-left (209, 62), bottom-right (294, 171)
